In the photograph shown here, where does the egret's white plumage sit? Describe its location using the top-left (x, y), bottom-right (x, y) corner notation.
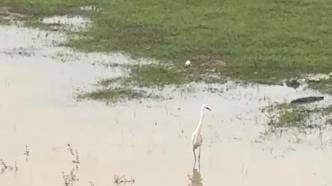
top-left (185, 60), bottom-right (191, 67)
top-left (191, 104), bottom-right (211, 170)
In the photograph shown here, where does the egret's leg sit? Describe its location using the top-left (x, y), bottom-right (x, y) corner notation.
top-left (193, 148), bottom-right (196, 170)
top-left (198, 146), bottom-right (201, 170)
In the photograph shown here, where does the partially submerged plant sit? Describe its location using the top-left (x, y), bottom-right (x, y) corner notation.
top-left (0, 159), bottom-right (17, 175)
top-left (62, 168), bottom-right (79, 186)
top-left (62, 144), bottom-right (80, 186)
top-left (24, 145), bottom-right (30, 161)
top-left (114, 175), bottom-right (135, 185)
top-left (67, 144), bottom-right (80, 166)
top-left (263, 102), bottom-right (332, 133)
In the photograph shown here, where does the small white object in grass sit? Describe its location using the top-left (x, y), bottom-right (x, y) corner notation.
top-left (185, 60), bottom-right (191, 67)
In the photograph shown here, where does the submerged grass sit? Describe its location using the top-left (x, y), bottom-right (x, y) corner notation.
top-left (78, 88), bottom-right (147, 102)
top-left (267, 102), bottom-right (332, 131)
top-left (80, 64), bottom-right (189, 101)
top-left (266, 104), bottom-right (308, 129)
top-left (272, 108), bottom-right (308, 128)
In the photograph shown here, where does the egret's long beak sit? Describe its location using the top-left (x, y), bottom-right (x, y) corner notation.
top-left (206, 107), bottom-right (212, 111)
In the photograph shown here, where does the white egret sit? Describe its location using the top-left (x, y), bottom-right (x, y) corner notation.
top-left (191, 104), bottom-right (211, 170)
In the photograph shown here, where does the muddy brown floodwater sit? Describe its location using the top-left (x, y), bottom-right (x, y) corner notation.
top-left (0, 22), bottom-right (332, 186)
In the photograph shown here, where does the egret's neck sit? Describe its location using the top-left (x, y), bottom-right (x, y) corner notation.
top-left (195, 107), bottom-right (205, 133)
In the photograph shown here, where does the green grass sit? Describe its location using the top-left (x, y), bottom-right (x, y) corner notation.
top-left (96, 64), bottom-right (191, 87)
top-left (100, 63), bottom-right (222, 87)
top-left (266, 104), bottom-right (308, 129)
top-left (78, 88), bottom-right (147, 102)
top-left (0, 0), bottom-right (93, 16)
top-left (272, 109), bottom-right (308, 128)
top-left (80, 64), bottom-right (227, 101)
top-left (266, 103), bottom-right (332, 130)
top-left (308, 78), bottom-right (332, 94)
top-left (72, 0), bottom-right (332, 82)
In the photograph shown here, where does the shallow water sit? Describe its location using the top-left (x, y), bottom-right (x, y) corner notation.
top-left (41, 15), bottom-right (91, 32)
top-left (0, 24), bottom-right (332, 186)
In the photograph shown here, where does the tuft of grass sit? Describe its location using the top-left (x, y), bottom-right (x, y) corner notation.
top-left (97, 77), bottom-right (125, 87)
top-left (267, 103), bottom-right (332, 130)
top-left (272, 109), bottom-right (308, 128)
top-left (78, 88), bottom-right (147, 102)
top-left (265, 103), bottom-right (308, 129)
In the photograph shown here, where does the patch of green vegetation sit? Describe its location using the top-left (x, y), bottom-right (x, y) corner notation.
top-left (82, 63), bottom-right (227, 102)
top-left (71, 0), bottom-right (332, 83)
top-left (0, 0), bottom-right (95, 32)
top-left (2, 0), bottom-right (332, 88)
top-left (126, 64), bottom-right (190, 87)
top-left (97, 77), bottom-right (125, 87)
top-left (78, 88), bottom-right (147, 102)
top-left (0, 0), bottom-right (92, 16)
top-left (22, 17), bottom-right (54, 29)
top-left (271, 108), bottom-right (308, 128)
top-left (98, 64), bottom-right (191, 88)
top-left (267, 103), bottom-right (332, 130)
top-left (266, 103), bottom-right (307, 128)
top-left (308, 78), bottom-right (332, 94)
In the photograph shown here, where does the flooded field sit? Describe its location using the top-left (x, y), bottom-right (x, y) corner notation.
top-left (1, 23), bottom-right (332, 186)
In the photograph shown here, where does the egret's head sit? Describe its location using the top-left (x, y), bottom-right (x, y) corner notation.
top-left (202, 104), bottom-right (212, 111)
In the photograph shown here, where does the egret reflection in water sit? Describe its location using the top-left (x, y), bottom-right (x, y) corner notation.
top-left (188, 168), bottom-right (203, 186)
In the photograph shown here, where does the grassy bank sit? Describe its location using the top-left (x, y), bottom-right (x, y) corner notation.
top-left (2, 0), bottom-right (332, 83)
top-left (1, 0), bottom-right (332, 102)
top-left (75, 0), bottom-right (332, 81)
